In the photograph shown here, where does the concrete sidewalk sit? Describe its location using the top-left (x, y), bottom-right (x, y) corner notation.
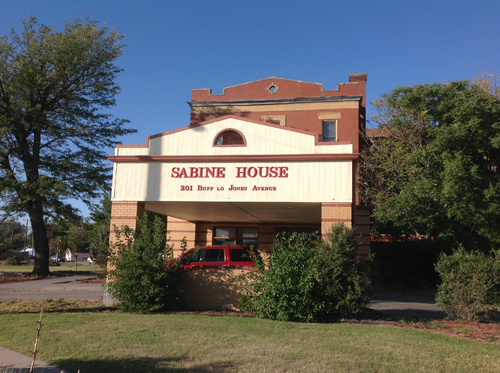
top-left (0, 346), bottom-right (66, 373)
top-left (368, 290), bottom-right (445, 319)
top-left (0, 274), bottom-right (103, 301)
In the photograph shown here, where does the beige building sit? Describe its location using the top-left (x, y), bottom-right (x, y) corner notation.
top-left (107, 75), bottom-right (370, 257)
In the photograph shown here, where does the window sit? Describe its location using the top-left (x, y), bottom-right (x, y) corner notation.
top-left (213, 227), bottom-right (258, 248)
top-left (323, 121), bottom-right (337, 142)
top-left (203, 249), bottom-right (225, 262)
top-left (228, 248), bottom-right (252, 262)
top-left (213, 129), bottom-right (246, 146)
top-left (275, 227), bottom-right (319, 240)
top-left (189, 248), bottom-right (225, 263)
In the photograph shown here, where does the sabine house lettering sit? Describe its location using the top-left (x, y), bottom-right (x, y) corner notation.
top-left (171, 166), bottom-right (289, 178)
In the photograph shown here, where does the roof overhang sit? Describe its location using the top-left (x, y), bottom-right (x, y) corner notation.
top-left (145, 201), bottom-right (322, 224)
top-left (188, 95), bottom-right (363, 107)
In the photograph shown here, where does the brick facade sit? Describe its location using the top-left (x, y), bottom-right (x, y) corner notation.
top-left (321, 202), bottom-right (353, 236)
top-left (189, 74), bottom-right (367, 153)
top-left (109, 201), bottom-right (145, 246)
top-left (167, 216), bottom-right (197, 254)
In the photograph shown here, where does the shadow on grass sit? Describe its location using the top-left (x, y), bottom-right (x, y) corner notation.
top-left (52, 356), bottom-right (235, 373)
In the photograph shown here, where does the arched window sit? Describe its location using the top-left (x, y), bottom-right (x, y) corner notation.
top-left (213, 129), bottom-right (246, 146)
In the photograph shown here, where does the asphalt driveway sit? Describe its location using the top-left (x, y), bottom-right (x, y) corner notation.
top-left (0, 273), bottom-right (446, 318)
top-left (0, 273), bottom-right (103, 301)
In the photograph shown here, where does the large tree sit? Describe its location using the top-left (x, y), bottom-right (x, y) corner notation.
top-left (360, 78), bottom-right (500, 250)
top-left (0, 16), bottom-right (135, 275)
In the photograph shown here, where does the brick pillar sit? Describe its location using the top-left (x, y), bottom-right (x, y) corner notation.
top-left (109, 201), bottom-right (145, 246)
top-left (167, 216), bottom-right (196, 257)
top-left (321, 203), bottom-right (353, 239)
top-left (258, 225), bottom-right (275, 253)
top-left (195, 223), bottom-right (214, 248)
top-left (106, 201), bottom-right (145, 291)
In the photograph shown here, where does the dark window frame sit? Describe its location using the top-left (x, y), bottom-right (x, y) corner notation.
top-left (213, 226), bottom-right (259, 249)
top-left (322, 120), bottom-right (337, 142)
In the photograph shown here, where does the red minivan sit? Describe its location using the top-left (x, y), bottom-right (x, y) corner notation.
top-left (180, 245), bottom-right (255, 268)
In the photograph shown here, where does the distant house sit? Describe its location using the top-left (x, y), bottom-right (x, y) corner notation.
top-left (21, 247), bottom-right (35, 256)
top-left (63, 249), bottom-right (90, 262)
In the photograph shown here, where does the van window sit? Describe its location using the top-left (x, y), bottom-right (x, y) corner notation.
top-left (229, 248), bottom-right (252, 262)
top-left (203, 249), bottom-right (225, 262)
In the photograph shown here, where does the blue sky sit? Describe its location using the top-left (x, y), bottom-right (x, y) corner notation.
top-left (1, 0), bottom-right (499, 216)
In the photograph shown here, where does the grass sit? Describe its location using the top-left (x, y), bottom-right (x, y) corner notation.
top-left (0, 262), bottom-right (102, 273)
top-left (1, 312), bottom-right (500, 373)
top-left (455, 327), bottom-right (471, 335)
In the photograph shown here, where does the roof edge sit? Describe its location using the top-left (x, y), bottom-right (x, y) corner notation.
top-left (188, 95), bottom-right (363, 107)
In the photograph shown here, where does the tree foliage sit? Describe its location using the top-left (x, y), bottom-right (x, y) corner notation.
top-left (0, 16), bottom-right (135, 275)
top-left (315, 224), bottom-right (373, 317)
top-left (360, 79), bottom-right (500, 250)
top-left (105, 213), bottom-right (183, 313)
top-left (240, 224), bottom-right (372, 322)
top-left (0, 219), bottom-right (26, 252)
top-left (88, 194), bottom-right (111, 267)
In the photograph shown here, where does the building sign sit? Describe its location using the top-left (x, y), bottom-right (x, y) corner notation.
top-left (171, 166), bottom-right (289, 179)
top-left (112, 161), bottom-right (353, 203)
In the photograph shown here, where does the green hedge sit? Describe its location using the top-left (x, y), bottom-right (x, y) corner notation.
top-left (105, 213), bottom-right (184, 313)
top-left (240, 224), bottom-right (372, 322)
top-left (435, 247), bottom-right (500, 321)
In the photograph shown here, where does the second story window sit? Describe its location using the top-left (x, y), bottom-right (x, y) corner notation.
top-left (213, 129), bottom-right (246, 146)
top-left (322, 121), bottom-right (337, 142)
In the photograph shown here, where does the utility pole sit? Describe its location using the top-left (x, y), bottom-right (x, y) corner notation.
top-left (24, 218), bottom-right (29, 250)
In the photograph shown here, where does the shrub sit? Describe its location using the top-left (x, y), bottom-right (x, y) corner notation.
top-left (6, 255), bottom-right (21, 265)
top-left (435, 247), bottom-right (500, 321)
top-left (105, 212), bottom-right (183, 313)
top-left (240, 224), bottom-right (372, 322)
top-left (240, 232), bottom-right (324, 322)
top-left (315, 224), bottom-right (373, 318)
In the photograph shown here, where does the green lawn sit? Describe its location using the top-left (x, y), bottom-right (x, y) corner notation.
top-left (0, 262), bottom-right (102, 273)
top-left (0, 312), bottom-right (499, 372)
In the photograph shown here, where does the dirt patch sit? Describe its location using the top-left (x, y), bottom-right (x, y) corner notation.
top-left (0, 275), bottom-right (60, 284)
top-left (0, 272), bottom-right (102, 284)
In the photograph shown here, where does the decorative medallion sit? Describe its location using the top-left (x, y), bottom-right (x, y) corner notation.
top-left (266, 82), bottom-right (279, 95)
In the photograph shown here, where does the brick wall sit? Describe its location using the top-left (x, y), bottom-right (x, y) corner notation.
top-left (107, 201), bottom-right (145, 278)
top-left (321, 203), bottom-right (353, 238)
top-left (195, 222), bottom-right (213, 248)
top-left (177, 267), bottom-right (255, 311)
top-left (109, 201), bottom-right (145, 246)
top-left (190, 74), bottom-right (367, 153)
top-left (168, 216), bottom-right (197, 256)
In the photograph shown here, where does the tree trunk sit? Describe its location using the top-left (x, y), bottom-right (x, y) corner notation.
top-left (30, 203), bottom-right (50, 277)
